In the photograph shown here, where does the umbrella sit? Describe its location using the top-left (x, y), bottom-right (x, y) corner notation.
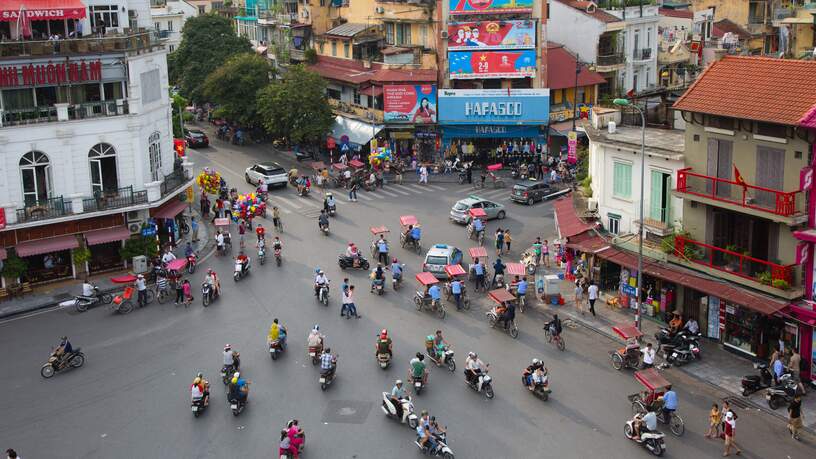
top-left (17, 5), bottom-right (32, 39)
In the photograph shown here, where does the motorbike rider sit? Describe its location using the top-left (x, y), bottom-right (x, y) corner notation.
top-left (416, 410), bottom-right (437, 452)
top-left (191, 373), bottom-right (210, 407)
top-left (390, 379), bottom-right (409, 422)
top-left (318, 210), bottom-right (329, 231)
top-left (409, 352), bottom-right (428, 385)
top-left (658, 385), bottom-right (678, 419)
top-left (307, 325), bottom-right (324, 352)
top-left (465, 352), bottom-right (488, 390)
top-left (390, 258), bottom-right (403, 283)
top-left (471, 216), bottom-right (485, 240)
top-left (204, 269), bottom-right (220, 297)
top-left (235, 251), bottom-right (249, 275)
top-left (53, 336), bottom-right (74, 366)
top-left (633, 409), bottom-right (658, 442)
top-left (223, 344), bottom-right (240, 372)
top-left (544, 314), bottom-right (563, 339)
top-left (320, 347), bottom-right (337, 377)
top-left (184, 242), bottom-right (195, 259)
top-left (370, 263), bottom-right (385, 292)
top-left (432, 330), bottom-right (449, 363)
top-left (345, 242), bottom-right (361, 267)
top-left (272, 236), bottom-right (282, 252)
top-left (268, 318), bottom-right (287, 348)
top-left (229, 372), bottom-right (250, 405)
top-left (404, 224), bottom-right (421, 247)
top-left (376, 329), bottom-right (393, 357)
top-left (81, 278), bottom-right (96, 298)
top-left (324, 193), bottom-right (336, 213)
top-left (523, 358), bottom-right (543, 388)
top-left (215, 230), bottom-right (225, 253)
top-left (314, 269), bottom-right (329, 296)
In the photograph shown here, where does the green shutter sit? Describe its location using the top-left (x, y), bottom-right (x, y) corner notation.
top-left (613, 162), bottom-right (632, 199)
top-left (650, 170), bottom-right (663, 221)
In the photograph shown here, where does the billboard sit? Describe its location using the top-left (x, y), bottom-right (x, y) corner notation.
top-left (449, 50), bottom-right (536, 79)
top-left (383, 84), bottom-right (438, 124)
top-left (449, 0), bottom-right (534, 15)
top-left (447, 20), bottom-right (536, 50)
top-left (438, 88), bottom-right (550, 125)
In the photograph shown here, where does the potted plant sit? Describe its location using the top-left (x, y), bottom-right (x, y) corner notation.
top-left (772, 279), bottom-right (790, 290)
top-left (72, 246), bottom-right (92, 275)
top-left (1, 254), bottom-right (28, 288)
top-left (756, 271), bottom-right (772, 286)
top-left (723, 244), bottom-right (743, 272)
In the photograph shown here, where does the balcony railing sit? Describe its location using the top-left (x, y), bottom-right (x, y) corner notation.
top-left (328, 99), bottom-right (384, 122)
top-left (1, 100), bottom-right (130, 127)
top-left (0, 31), bottom-right (162, 58)
top-left (161, 169), bottom-right (189, 198)
top-left (632, 48), bottom-right (652, 60)
top-left (676, 168), bottom-right (804, 218)
top-left (16, 196), bottom-right (72, 223)
top-left (83, 186), bottom-right (149, 213)
top-left (597, 53), bottom-right (625, 66)
top-left (674, 235), bottom-right (795, 287)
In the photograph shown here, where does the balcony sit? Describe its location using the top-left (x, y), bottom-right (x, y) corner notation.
top-left (82, 186), bottom-right (149, 213)
top-left (1, 100), bottom-right (130, 127)
top-left (328, 99), bottom-right (384, 123)
top-left (673, 235), bottom-right (800, 297)
top-left (632, 48), bottom-right (653, 61)
top-left (160, 169), bottom-right (189, 199)
top-left (0, 31), bottom-right (163, 59)
top-left (674, 168), bottom-right (806, 225)
top-left (16, 196), bottom-right (72, 224)
top-left (596, 53), bottom-right (625, 71)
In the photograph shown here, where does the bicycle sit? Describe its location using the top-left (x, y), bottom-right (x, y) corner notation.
top-left (543, 325), bottom-right (566, 351)
top-left (630, 398), bottom-right (685, 437)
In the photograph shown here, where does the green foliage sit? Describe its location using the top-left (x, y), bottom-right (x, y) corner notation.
top-left (1, 254), bottom-right (28, 282)
top-left (772, 279), bottom-right (790, 290)
top-left (71, 247), bottom-right (92, 267)
top-left (580, 176), bottom-right (592, 197)
top-left (576, 145), bottom-right (589, 182)
top-left (169, 14), bottom-right (252, 102)
top-left (120, 236), bottom-right (159, 262)
top-left (304, 48), bottom-right (318, 65)
top-left (757, 271), bottom-right (772, 285)
top-left (661, 230), bottom-right (695, 257)
top-left (203, 53), bottom-right (273, 127)
top-left (171, 93), bottom-right (189, 138)
top-left (257, 65), bottom-right (334, 145)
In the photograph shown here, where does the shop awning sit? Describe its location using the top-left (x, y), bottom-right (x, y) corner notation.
top-left (595, 247), bottom-right (788, 316)
top-left (15, 234), bottom-right (78, 257)
top-left (793, 229), bottom-right (816, 243)
top-left (85, 226), bottom-right (131, 246)
top-left (566, 232), bottom-right (611, 254)
top-left (1, 0), bottom-right (87, 21)
top-left (549, 120), bottom-right (588, 137)
top-left (329, 115), bottom-right (383, 146)
top-left (360, 86), bottom-right (383, 97)
top-left (0, 248), bottom-right (6, 261)
top-left (151, 199), bottom-right (188, 220)
top-left (553, 196), bottom-right (595, 239)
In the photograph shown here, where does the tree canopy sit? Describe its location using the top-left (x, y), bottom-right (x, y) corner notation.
top-left (257, 65), bottom-right (334, 145)
top-left (203, 53), bottom-right (273, 127)
top-left (168, 14), bottom-right (252, 103)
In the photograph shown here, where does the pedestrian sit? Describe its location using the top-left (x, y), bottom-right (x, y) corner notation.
top-left (349, 180), bottom-right (359, 202)
top-left (494, 228), bottom-right (504, 257)
top-left (532, 237), bottom-right (543, 265)
top-left (191, 216), bottom-right (199, 243)
top-left (182, 279), bottom-right (193, 307)
top-left (135, 274), bottom-right (148, 308)
top-left (200, 195), bottom-right (209, 217)
top-left (542, 239), bottom-right (550, 267)
top-left (722, 411), bottom-right (741, 456)
top-left (705, 403), bottom-right (721, 439)
top-left (574, 280), bottom-right (584, 314)
top-left (175, 277), bottom-right (185, 305)
top-left (641, 342), bottom-right (656, 368)
top-left (216, 198), bottom-right (224, 218)
top-left (394, 161), bottom-right (404, 185)
top-left (345, 285), bottom-right (359, 319)
top-left (788, 347), bottom-right (802, 382)
top-left (587, 280), bottom-right (598, 317)
top-left (772, 352), bottom-right (785, 385)
top-left (472, 259), bottom-right (486, 292)
top-left (238, 220), bottom-right (246, 248)
top-left (419, 165), bottom-right (429, 184)
top-left (503, 229), bottom-right (512, 254)
top-left (451, 277), bottom-right (463, 310)
top-left (787, 394), bottom-right (803, 440)
top-left (6, 449), bottom-right (19, 459)
top-left (376, 235), bottom-right (389, 266)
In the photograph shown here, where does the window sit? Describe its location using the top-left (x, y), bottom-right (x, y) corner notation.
top-left (576, 87), bottom-right (586, 104)
top-left (141, 69), bottom-right (161, 104)
top-left (396, 23), bottom-right (411, 46)
top-left (353, 89), bottom-right (360, 105)
top-left (608, 214), bottom-right (620, 235)
top-left (167, 21), bottom-right (173, 31)
top-left (19, 151), bottom-right (52, 206)
top-left (326, 88), bottom-right (341, 100)
top-left (756, 122), bottom-right (786, 138)
top-left (149, 132), bottom-right (162, 182)
top-left (421, 24), bottom-right (428, 47)
top-left (154, 22), bottom-right (160, 31)
top-left (343, 42), bottom-right (349, 58)
top-left (331, 40), bottom-right (337, 57)
top-left (319, 41), bottom-right (324, 54)
top-left (169, 45), bottom-right (174, 52)
top-left (385, 22), bottom-right (395, 45)
top-left (553, 89), bottom-right (562, 104)
top-left (705, 115), bottom-right (735, 130)
top-left (612, 161), bottom-right (632, 199)
top-left (320, 0), bottom-right (325, 5)
top-left (89, 143), bottom-right (118, 194)
top-left (89, 5), bottom-right (119, 29)
top-left (198, 5), bottom-right (206, 14)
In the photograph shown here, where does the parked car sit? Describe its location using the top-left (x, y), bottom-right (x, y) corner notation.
top-left (450, 195), bottom-right (506, 224)
top-left (510, 179), bottom-right (571, 205)
top-left (245, 162), bottom-right (288, 188)
top-left (423, 244), bottom-right (464, 278)
top-left (184, 129), bottom-right (209, 148)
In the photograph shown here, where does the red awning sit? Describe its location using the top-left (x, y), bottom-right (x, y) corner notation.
top-left (566, 232), bottom-right (611, 254)
top-left (488, 288), bottom-right (516, 304)
top-left (0, 248), bottom-right (6, 261)
top-left (348, 159), bottom-right (365, 169)
top-left (16, 234), bottom-right (78, 257)
top-left (360, 86), bottom-right (383, 97)
top-left (553, 196), bottom-right (595, 239)
top-left (1, 0), bottom-right (87, 21)
top-left (505, 263), bottom-right (526, 276)
top-left (595, 247), bottom-right (788, 316)
top-left (634, 368), bottom-right (672, 391)
top-left (85, 226), bottom-right (131, 246)
top-left (415, 272), bottom-right (439, 286)
top-left (151, 199), bottom-right (188, 220)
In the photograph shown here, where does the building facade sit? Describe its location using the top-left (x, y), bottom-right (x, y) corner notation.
top-left (605, 3), bottom-right (660, 94)
top-left (150, 0), bottom-right (199, 52)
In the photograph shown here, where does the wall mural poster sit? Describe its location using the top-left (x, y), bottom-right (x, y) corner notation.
top-left (449, 50), bottom-right (537, 79)
top-left (383, 85), bottom-right (438, 123)
top-left (449, 0), bottom-right (534, 15)
top-left (447, 20), bottom-right (536, 50)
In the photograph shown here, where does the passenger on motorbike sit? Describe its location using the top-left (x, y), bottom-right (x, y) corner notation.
top-left (235, 251), bottom-right (249, 274)
top-left (268, 318), bottom-right (287, 348)
top-left (184, 242), bottom-right (195, 259)
top-left (318, 210), bottom-right (329, 231)
top-left (223, 344), bottom-right (240, 371)
top-left (205, 269), bottom-right (221, 297)
top-left (391, 379), bottom-right (409, 421)
top-left (633, 410), bottom-right (658, 441)
top-left (545, 314), bottom-right (563, 338)
top-left (409, 353), bottom-right (428, 385)
top-left (53, 336), bottom-right (73, 365)
top-left (465, 352), bottom-right (487, 389)
top-left (523, 358), bottom-right (544, 388)
top-left (371, 264), bottom-right (385, 292)
top-left (191, 373), bottom-right (210, 406)
top-left (391, 258), bottom-right (403, 281)
top-left (376, 329), bottom-right (393, 357)
top-left (324, 193), bottom-right (336, 212)
top-left (320, 347), bottom-right (337, 376)
top-left (314, 269), bottom-right (329, 296)
top-left (416, 411), bottom-right (434, 451)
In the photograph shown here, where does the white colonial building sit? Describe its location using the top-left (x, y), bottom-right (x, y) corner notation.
top-left (150, 0), bottom-right (199, 52)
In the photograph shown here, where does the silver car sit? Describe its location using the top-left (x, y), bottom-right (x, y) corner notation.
top-left (450, 195), bottom-right (506, 224)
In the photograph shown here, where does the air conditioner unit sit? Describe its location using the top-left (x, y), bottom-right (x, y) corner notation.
top-left (128, 221), bottom-right (144, 234)
top-left (440, 31), bottom-right (448, 39)
top-left (587, 199), bottom-right (598, 212)
top-left (375, 6), bottom-right (384, 13)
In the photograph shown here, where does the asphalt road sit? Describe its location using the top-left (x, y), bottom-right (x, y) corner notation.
top-left (0, 136), bottom-right (812, 459)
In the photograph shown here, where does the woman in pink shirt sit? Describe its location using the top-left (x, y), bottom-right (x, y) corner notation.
top-left (182, 279), bottom-right (193, 307)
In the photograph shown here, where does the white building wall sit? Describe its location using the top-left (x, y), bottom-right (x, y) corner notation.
top-left (549, 2), bottom-right (605, 62)
top-left (608, 5), bottom-right (660, 92)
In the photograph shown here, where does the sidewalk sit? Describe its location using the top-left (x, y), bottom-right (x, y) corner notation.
top-left (535, 268), bottom-right (816, 433)
top-left (0, 209), bottom-right (213, 320)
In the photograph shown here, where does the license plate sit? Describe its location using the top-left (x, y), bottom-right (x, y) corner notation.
top-left (310, 352), bottom-right (316, 357)
top-left (230, 404), bottom-right (238, 409)
top-left (319, 377), bottom-right (326, 383)
top-left (192, 406), bottom-right (198, 412)
top-left (415, 382), bottom-right (421, 387)
top-left (269, 348), bottom-right (274, 353)
top-left (766, 394), bottom-right (772, 400)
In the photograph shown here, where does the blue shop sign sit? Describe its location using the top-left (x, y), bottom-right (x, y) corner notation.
top-left (438, 88), bottom-right (550, 125)
top-left (441, 124), bottom-right (544, 140)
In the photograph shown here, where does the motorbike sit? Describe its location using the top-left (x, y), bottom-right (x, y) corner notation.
top-left (40, 348), bottom-right (85, 378)
top-left (766, 375), bottom-right (800, 410)
top-left (486, 307), bottom-right (519, 339)
top-left (221, 362), bottom-right (238, 385)
top-left (234, 258), bottom-right (251, 281)
top-left (316, 283), bottom-right (330, 306)
top-left (415, 431), bottom-right (455, 459)
top-left (392, 270), bottom-right (404, 291)
top-left (308, 345), bottom-right (323, 365)
top-left (377, 352), bottom-right (391, 369)
top-left (68, 286), bottom-right (112, 312)
top-left (186, 254), bottom-right (197, 274)
top-left (338, 254), bottom-right (370, 270)
top-left (229, 395), bottom-right (247, 416)
top-left (279, 420), bottom-right (306, 459)
top-left (464, 368), bottom-right (494, 399)
top-left (741, 362), bottom-right (775, 396)
top-left (201, 282), bottom-right (218, 307)
top-left (269, 337), bottom-right (286, 360)
top-left (319, 358), bottom-right (337, 391)
top-left (192, 396), bottom-right (207, 418)
top-left (662, 335), bottom-right (701, 366)
top-left (654, 328), bottom-right (699, 352)
top-left (258, 246), bottom-right (266, 265)
top-left (624, 416), bottom-right (666, 457)
top-left (319, 222), bottom-right (330, 236)
top-left (522, 371), bottom-right (552, 401)
top-left (372, 278), bottom-right (385, 296)
top-left (299, 186), bottom-right (311, 197)
top-left (457, 168), bottom-right (467, 184)
top-left (327, 203), bottom-right (337, 217)
top-left (274, 247), bottom-right (282, 266)
top-left (411, 374), bottom-right (426, 395)
top-left (381, 392), bottom-right (418, 429)
top-left (427, 348), bottom-right (456, 372)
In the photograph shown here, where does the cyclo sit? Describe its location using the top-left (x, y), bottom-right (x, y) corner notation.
top-left (466, 208), bottom-right (487, 246)
top-left (486, 288), bottom-right (519, 339)
top-left (629, 368), bottom-right (685, 436)
top-left (414, 272), bottom-right (446, 319)
top-left (157, 258), bottom-right (187, 303)
top-left (610, 325), bottom-right (643, 371)
top-left (442, 264), bottom-right (471, 311)
top-left (332, 163), bottom-right (350, 188)
top-left (108, 274), bottom-right (155, 314)
top-left (467, 246), bottom-right (490, 289)
top-left (503, 262), bottom-right (528, 312)
top-left (369, 225), bottom-right (390, 259)
top-left (214, 217), bottom-right (232, 256)
top-left (399, 215), bottom-right (422, 254)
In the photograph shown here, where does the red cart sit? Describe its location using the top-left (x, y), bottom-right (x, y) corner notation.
top-left (610, 325), bottom-right (644, 371)
top-left (399, 215), bottom-right (422, 254)
top-left (414, 271), bottom-right (445, 319)
top-left (629, 368), bottom-right (685, 436)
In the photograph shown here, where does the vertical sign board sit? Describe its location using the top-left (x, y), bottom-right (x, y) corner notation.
top-left (567, 131), bottom-right (578, 164)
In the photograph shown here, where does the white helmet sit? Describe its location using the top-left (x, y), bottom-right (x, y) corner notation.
top-left (395, 379), bottom-right (403, 386)
top-left (532, 358), bottom-right (541, 366)
top-left (468, 352), bottom-right (476, 359)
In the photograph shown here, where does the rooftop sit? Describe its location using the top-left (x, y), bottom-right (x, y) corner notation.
top-left (673, 56), bottom-right (816, 126)
top-left (712, 19), bottom-right (751, 40)
top-left (308, 56), bottom-right (436, 85)
top-left (325, 23), bottom-right (374, 38)
top-left (553, 0), bottom-right (624, 24)
top-left (658, 7), bottom-right (692, 19)
top-left (584, 122), bottom-right (685, 159)
top-left (547, 43), bottom-right (607, 90)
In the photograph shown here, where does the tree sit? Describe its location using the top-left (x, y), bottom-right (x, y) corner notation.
top-left (168, 14), bottom-right (252, 103)
top-left (171, 93), bottom-right (192, 138)
top-left (257, 65), bottom-right (335, 145)
top-left (203, 53), bottom-right (273, 127)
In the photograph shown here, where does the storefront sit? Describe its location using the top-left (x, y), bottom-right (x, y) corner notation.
top-left (15, 234), bottom-right (78, 283)
top-left (150, 197), bottom-right (189, 249)
top-left (328, 115), bottom-right (383, 155)
top-left (381, 84), bottom-right (438, 162)
top-left (84, 226), bottom-right (131, 273)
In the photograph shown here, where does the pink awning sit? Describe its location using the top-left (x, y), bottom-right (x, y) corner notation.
top-left (151, 199), bottom-right (188, 220)
top-left (85, 226), bottom-right (131, 246)
top-left (0, 0), bottom-right (87, 21)
top-left (16, 234), bottom-right (78, 257)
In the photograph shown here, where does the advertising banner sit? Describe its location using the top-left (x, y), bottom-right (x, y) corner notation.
top-left (447, 20), bottom-right (536, 50)
top-left (438, 88), bottom-right (549, 125)
top-left (449, 0), bottom-right (534, 15)
top-left (567, 131), bottom-right (578, 164)
top-left (383, 84), bottom-right (437, 124)
top-left (449, 50), bottom-right (536, 79)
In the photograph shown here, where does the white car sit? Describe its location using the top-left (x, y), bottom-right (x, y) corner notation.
top-left (245, 162), bottom-right (287, 188)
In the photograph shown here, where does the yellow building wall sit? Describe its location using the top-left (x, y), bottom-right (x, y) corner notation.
top-left (689, 0), bottom-right (750, 24)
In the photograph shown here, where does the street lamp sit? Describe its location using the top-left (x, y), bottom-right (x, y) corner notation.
top-left (613, 97), bottom-right (645, 331)
top-left (572, 54), bottom-right (582, 131)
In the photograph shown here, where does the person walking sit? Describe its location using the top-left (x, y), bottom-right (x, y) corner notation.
top-left (175, 276), bottom-right (185, 305)
top-left (542, 239), bottom-right (550, 268)
top-left (349, 179), bottom-right (359, 202)
top-left (574, 280), bottom-right (584, 315)
top-left (182, 279), bottom-right (193, 307)
top-left (641, 342), bottom-right (656, 368)
top-left (419, 165), bottom-right (429, 184)
top-left (344, 285), bottom-right (359, 319)
top-left (587, 280), bottom-right (599, 317)
top-left (704, 403), bottom-right (721, 439)
top-left (376, 235), bottom-right (389, 266)
top-left (722, 411), bottom-right (742, 456)
top-left (787, 394), bottom-right (803, 440)
top-left (238, 220), bottom-right (246, 249)
top-left (532, 237), bottom-right (543, 266)
top-left (494, 228), bottom-right (504, 257)
top-left (503, 230), bottom-right (512, 254)
top-left (190, 216), bottom-right (199, 243)
top-left (135, 274), bottom-right (148, 308)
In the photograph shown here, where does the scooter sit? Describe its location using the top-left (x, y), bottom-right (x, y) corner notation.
top-left (317, 283), bottom-right (330, 306)
top-left (392, 271), bottom-right (403, 291)
top-left (522, 370), bottom-right (552, 401)
top-left (654, 328), bottom-right (699, 352)
top-left (186, 253), bottom-right (197, 274)
top-left (464, 367), bottom-right (494, 399)
top-left (381, 392), bottom-right (418, 429)
top-left (67, 285), bottom-right (112, 312)
top-left (427, 348), bottom-right (456, 372)
top-left (229, 396), bottom-right (246, 416)
top-left (274, 247), bottom-right (282, 266)
top-left (741, 362), bottom-right (774, 396)
top-left (766, 374), bottom-right (800, 410)
top-left (308, 345), bottom-right (323, 365)
top-left (258, 245), bottom-right (266, 265)
top-left (411, 374), bottom-right (426, 395)
top-left (338, 254), bottom-right (370, 270)
top-left (372, 278), bottom-right (385, 296)
top-left (320, 359), bottom-right (337, 391)
top-left (201, 282), bottom-right (218, 307)
top-left (624, 415), bottom-right (666, 457)
top-left (327, 203), bottom-right (336, 217)
top-left (191, 395), bottom-right (207, 417)
top-left (220, 361), bottom-right (238, 385)
top-left (319, 223), bottom-right (330, 236)
top-left (662, 335), bottom-right (701, 366)
top-left (278, 420), bottom-right (306, 459)
top-left (269, 337), bottom-right (286, 360)
top-left (234, 258), bottom-right (251, 281)
top-left (415, 432), bottom-right (455, 458)
top-left (376, 352), bottom-right (392, 369)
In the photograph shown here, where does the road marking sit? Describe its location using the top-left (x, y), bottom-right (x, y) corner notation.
top-left (428, 184), bottom-right (446, 191)
top-left (356, 193), bottom-right (373, 201)
top-left (379, 189), bottom-right (399, 198)
top-left (390, 187), bottom-right (411, 196)
top-left (404, 184), bottom-right (428, 193)
top-left (276, 196), bottom-right (301, 209)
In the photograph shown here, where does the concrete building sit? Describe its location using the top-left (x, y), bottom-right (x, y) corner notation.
top-left (605, 2), bottom-right (661, 94)
top-left (657, 7), bottom-right (696, 89)
top-left (687, 0), bottom-right (771, 54)
top-left (150, 0), bottom-right (199, 52)
top-left (546, 43), bottom-right (607, 127)
top-left (0, 0), bottom-right (194, 286)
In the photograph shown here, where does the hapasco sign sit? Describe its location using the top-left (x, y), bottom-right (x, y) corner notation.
top-left (438, 88), bottom-right (550, 125)
top-left (0, 59), bottom-right (102, 88)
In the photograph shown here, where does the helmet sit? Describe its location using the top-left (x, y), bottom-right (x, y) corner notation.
top-left (327, 192), bottom-right (333, 197)
top-left (380, 329), bottom-right (388, 338)
top-left (324, 347), bottom-right (331, 354)
top-left (207, 269), bottom-right (213, 274)
top-left (415, 352), bottom-right (422, 359)
top-left (395, 379), bottom-right (403, 386)
top-left (193, 377), bottom-right (201, 385)
top-left (348, 242), bottom-right (353, 246)
top-left (312, 324), bottom-right (320, 331)
top-left (421, 409), bottom-right (428, 417)
top-left (231, 377), bottom-right (238, 384)
top-left (468, 352), bottom-right (476, 359)
top-left (532, 358), bottom-right (540, 366)
top-left (224, 344), bottom-right (231, 350)
top-left (318, 269), bottom-right (324, 275)
top-left (392, 258), bottom-right (398, 263)
top-left (233, 372), bottom-right (240, 378)
top-left (197, 372), bottom-right (203, 378)
top-left (273, 318), bottom-right (279, 324)
top-left (315, 267), bottom-right (321, 273)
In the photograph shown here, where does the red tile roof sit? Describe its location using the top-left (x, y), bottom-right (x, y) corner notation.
top-left (547, 43), bottom-right (608, 90)
top-left (673, 56), bottom-right (816, 126)
top-left (308, 56), bottom-right (436, 86)
top-left (553, 195), bottom-right (596, 238)
top-left (799, 105), bottom-right (816, 129)
top-left (658, 8), bottom-right (693, 19)
top-left (554, 0), bottom-right (623, 24)
top-left (372, 68), bottom-right (437, 83)
top-left (712, 19), bottom-right (751, 39)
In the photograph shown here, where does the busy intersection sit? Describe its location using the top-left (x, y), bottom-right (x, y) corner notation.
top-left (0, 138), bottom-right (812, 459)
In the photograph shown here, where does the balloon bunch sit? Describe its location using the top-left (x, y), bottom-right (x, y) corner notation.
top-left (231, 193), bottom-right (266, 222)
top-left (368, 147), bottom-right (393, 168)
top-left (196, 168), bottom-right (221, 194)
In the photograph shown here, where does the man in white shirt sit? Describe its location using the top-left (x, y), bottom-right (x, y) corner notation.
top-left (587, 280), bottom-right (599, 317)
top-left (683, 317), bottom-right (700, 334)
top-left (161, 248), bottom-right (176, 264)
top-left (135, 274), bottom-right (148, 307)
top-left (419, 166), bottom-right (429, 184)
top-left (215, 231), bottom-right (225, 252)
top-left (641, 342), bottom-right (656, 368)
top-left (82, 279), bottom-right (95, 298)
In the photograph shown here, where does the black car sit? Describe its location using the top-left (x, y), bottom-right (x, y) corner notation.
top-left (185, 129), bottom-right (209, 148)
top-left (510, 179), bottom-right (570, 205)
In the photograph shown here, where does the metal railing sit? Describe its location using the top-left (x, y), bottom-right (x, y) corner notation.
top-left (0, 31), bottom-right (163, 58)
top-left (83, 186), bottom-right (148, 213)
top-left (597, 53), bottom-right (625, 66)
top-left (676, 167), bottom-right (804, 217)
top-left (160, 169), bottom-right (188, 198)
top-left (2, 100), bottom-right (129, 127)
top-left (632, 48), bottom-right (652, 60)
top-left (16, 196), bottom-right (72, 223)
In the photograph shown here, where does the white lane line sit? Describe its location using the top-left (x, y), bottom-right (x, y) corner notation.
top-left (428, 185), bottom-right (446, 191)
top-left (390, 187), bottom-right (411, 196)
top-left (379, 189), bottom-right (399, 198)
top-left (275, 196), bottom-right (301, 209)
top-left (404, 184), bottom-right (429, 193)
top-left (356, 193), bottom-right (373, 201)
